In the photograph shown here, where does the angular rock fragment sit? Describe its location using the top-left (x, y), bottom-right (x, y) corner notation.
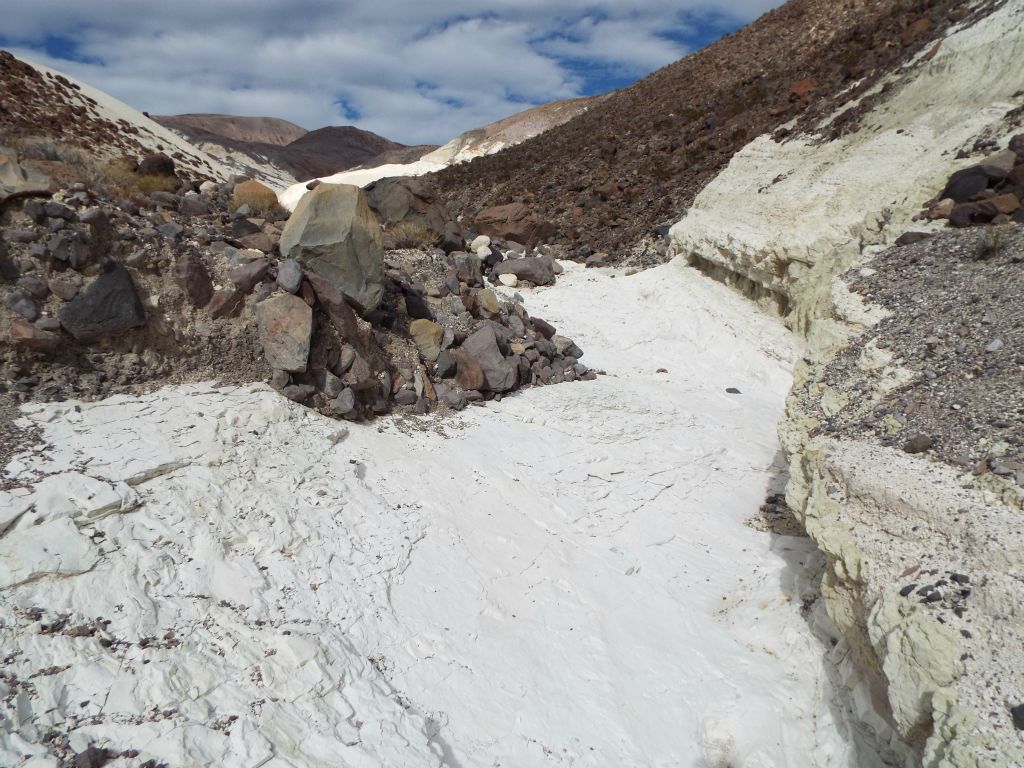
top-left (256, 293), bottom-right (313, 373)
top-left (410, 318), bottom-right (444, 361)
top-left (454, 350), bottom-right (485, 391)
top-left (276, 259), bottom-right (303, 294)
top-left (229, 258), bottom-right (271, 293)
top-left (209, 288), bottom-right (245, 319)
top-left (492, 255), bottom-right (556, 286)
top-left (175, 252), bottom-right (213, 308)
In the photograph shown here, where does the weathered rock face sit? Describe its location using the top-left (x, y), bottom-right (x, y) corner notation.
top-left (668, 3), bottom-right (1024, 324)
top-left (59, 262), bottom-right (147, 342)
top-left (474, 203), bottom-right (555, 249)
top-left (279, 183), bottom-right (385, 314)
top-left (364, 176), bottom-right (446, 235)
top-left (664, 6), bottom-right (1024, 766)
top-left (255, 293), bottom-right (312, 373)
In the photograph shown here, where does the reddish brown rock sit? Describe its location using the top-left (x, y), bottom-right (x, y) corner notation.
top-left (239, 232), bottom-right (274, 253)
top-left (454, 350), bottom-right (484, 391)
top-left (208, 288), bottom-right (245, 319)
top-left (10, 318), bottom-right (58, 351)
top-left (474, 203), bottom-right (555, 248)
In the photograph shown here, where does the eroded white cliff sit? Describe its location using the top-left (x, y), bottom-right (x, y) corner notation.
top-left (669, 3), bottom-right (1024, 765)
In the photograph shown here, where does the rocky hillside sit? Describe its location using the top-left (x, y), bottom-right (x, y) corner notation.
top-left (153, 113), bottom-right (308, 146)
top-left (432, 0), bottom-right (988, 260)
top-left (0, 52), bottom-right (231, 184)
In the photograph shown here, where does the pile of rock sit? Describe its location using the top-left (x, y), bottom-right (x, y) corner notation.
top-left (925, 134), bottom-right (1024, 227)
top-left (1, 150), bottom-right (589, 422)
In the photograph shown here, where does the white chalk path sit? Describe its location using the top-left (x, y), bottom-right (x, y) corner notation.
top-left (1, 261), bottom-right (874, 767)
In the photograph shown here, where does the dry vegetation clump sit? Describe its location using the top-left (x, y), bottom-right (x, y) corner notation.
top-left (383, 220), bottom-right (434, 249)
top-left (232, 179), bottom-right (280, 216)
top-left (99, 156), bottom-right (179, 196)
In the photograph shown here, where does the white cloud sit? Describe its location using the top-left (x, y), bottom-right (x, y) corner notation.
top-left (0, 1), bottom-right (783, 145)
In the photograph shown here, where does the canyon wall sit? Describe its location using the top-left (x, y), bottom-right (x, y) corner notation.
top-left (670, 3), bottom-right (1024, 765)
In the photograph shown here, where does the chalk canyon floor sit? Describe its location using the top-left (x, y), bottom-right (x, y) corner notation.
top-left (2, 261), bottom-right (880, 767)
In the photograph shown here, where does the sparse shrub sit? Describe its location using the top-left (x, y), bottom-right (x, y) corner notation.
top-left (99, 156), bottom-right (178, 197)
top-left (383, 220), bottom-right (433, 249)
top-left (1, 135), bottom-right (105, 186)
top-left (232, 179), bottom-right (279, 216)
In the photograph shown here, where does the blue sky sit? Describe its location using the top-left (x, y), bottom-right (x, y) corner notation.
top-left (0, 1), bottom-right (782, 145)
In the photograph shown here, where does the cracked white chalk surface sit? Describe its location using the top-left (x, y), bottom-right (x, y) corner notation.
top-left (1, 261), bottom-right (875, 767)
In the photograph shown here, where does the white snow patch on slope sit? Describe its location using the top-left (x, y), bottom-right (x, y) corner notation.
top-left (669, 2), bottom-right (1024, 296)
top-left (1, 261), bottom-right (877, 767)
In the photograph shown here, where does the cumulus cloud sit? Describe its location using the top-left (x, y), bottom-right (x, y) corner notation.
top-left (0, 0), bottom-right (782, 145)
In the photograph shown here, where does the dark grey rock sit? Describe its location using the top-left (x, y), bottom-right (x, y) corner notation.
top-left (59, 262), bottom-right (146, 342)
top-left (48, 230), bottom-right (89, 269)
top-left (492, 255), bottom-right (556, 286)
top-left (330, 387), bottom-right (356, 415)
top-left (5, 289), bottom-right (38, 320)
top-left (903, 434), bottom-right (934, 454)
top-left (17, 275), bottom-right (49, 299)
top-left (6, 228), bottom-right (39, 243)
top-left (436, 350), bottom-right (457, 378)
top-left (282, 384), bottom-right (316, 402)
top-left (158, 222), bottom-right (185, 242)
top-left (149, 191), bottom-right (180, 209)
top-left (395, 389), bottom-right (418, 405)
top-left (44, 201), bottom-right (75, 220)
top-left (269, 369), bottom-right (290, 391)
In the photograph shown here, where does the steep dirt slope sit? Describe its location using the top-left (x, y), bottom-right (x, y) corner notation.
top-left (153, 113), bottom-right (308, 146)
top-left (434, 0), bottom-right (981, 258)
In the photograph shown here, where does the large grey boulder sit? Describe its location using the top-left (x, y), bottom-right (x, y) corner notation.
top-left (279, 183), bottom-right (385, 314)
